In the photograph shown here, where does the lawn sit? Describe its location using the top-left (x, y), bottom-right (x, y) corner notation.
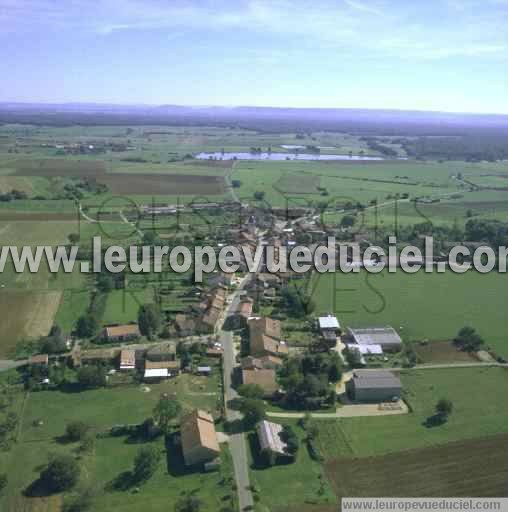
top-left (102, 288), bottom-right (155, 325)
top-left (0, 371), bottom-right (226, 511)
top-left (311, 269), bottom-right (508, 357)
top-left (54, 288), bottom-right (92, 334)
top-left (0, 385), bottom-right (232, 512)
top-left (315, 367), bottom-right (508, 458)
top-left (248, 419), bottom-right (337, 511)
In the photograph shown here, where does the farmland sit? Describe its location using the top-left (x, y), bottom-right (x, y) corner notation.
top-left (0, 290), bottom-right (62, 357)
top-left (253, 368), bottom-right (508, 511)
top-left (311, 269), bottom-right (508, 358)
top-left (97, 173), bottom-right (226, 196)
top-left (2, 120), bottom-right (508, 511)
top-left (315, 367), bottom-right (508, 458)
top-left (0, 263), bottom-right (89, 353)
top-left (0, 220), bottom-right (80, 247)
top-left (325, 433), bottom-right (508, 499)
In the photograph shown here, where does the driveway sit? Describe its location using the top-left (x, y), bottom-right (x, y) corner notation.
top-left (266, 399), bottom-right (409, 419)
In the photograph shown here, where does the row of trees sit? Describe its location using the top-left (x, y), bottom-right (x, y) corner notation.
top-left (0, 188), bottom-right (28, 202)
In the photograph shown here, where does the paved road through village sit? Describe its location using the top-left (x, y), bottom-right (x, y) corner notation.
top-left (220, 275), bottom-right (254, 511)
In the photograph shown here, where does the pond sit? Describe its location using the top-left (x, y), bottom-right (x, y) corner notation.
top-left (195, 151), bottom-right (385, 161)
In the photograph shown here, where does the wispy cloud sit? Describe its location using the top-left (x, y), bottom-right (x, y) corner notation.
top-left (343, 0), bottom-right (383, 15)
top-left (1, 0), bottom-right (507, 61)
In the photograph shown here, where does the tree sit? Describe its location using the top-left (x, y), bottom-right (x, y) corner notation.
top-left (403, 345), bottom-right (418, 367)
top-left (453, 326), bottom-right (484, 352)
top-left (133, 445), bottom-right (161, 483)
top-left (76, 314), bottom-right (99, 338)
top-left (97, 273), bottom-right (114, 293)
top-left (239, 398), bottom-right (266, 430)
top-left (436, 399), bottom-right (453, 419)
top-left (153, 395), bottom-right (181, 435)
top-left (65, 421), bottom-right (89, 442)
top-left (344, 347), bottom-right (364, 369)
top-left (40, 324), bottom-right (67, 353)
top-left (280, 425), bottom-right (299, 456)
top-left (40, 335), bottom-right (66, 354)
top-left (68, 233), bottom-right (80, 245)
top-left (237, 383), bottom-right (265, 400)
top-left (77, 365), bottom-right (106, 389)
top-left (142, 230), bottom-right (160, 246)
top-left (39, 454), bottom-right (80, 493)
top-left (138, 304), bottom-right (162, 338)
top-left (281, 288), bottom-right (314, 317)
top-left (0, 473), bottom-right (7, 495)
top-left (78, 434), bottom-right (95, 455)
top-left (340, 215), bottom-right (356, 229)
top-left (175, 494), bottom-right (203, 512)
top-left (328, 361), bottom-right (342, 383)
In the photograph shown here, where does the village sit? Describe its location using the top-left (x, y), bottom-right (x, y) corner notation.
top-left (11, 204), bottom-right (456, 509)
top-left (2, 190), bottom-right (504, 512)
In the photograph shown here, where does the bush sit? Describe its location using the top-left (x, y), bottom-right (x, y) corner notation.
top-left (76, 315), bottom-right (99, 338)
top-left (237, 384), bottom-right (265, 400)
top-left (77, 366), bottom-right (107, 389)
top-left (0, 472), bottom-right (7, 495)
top-left (63, 486), bottom-right (96, 512)
top-left (65, 421), bottom-right (89, 442)
top-left (39, 454), bottom-right (80, 493)
top-left (133, 445), bottom-right (161, 483)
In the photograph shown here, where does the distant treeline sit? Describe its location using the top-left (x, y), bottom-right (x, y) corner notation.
top-left (2, 104), bottom-right (508, 139)
top-left (360, 137), bottom-right (399, 157)
top-left (402, 135), bottom-right (508, 162)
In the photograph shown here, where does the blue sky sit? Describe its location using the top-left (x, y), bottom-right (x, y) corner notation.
top-left (1, 0), bottom-right (507, 113)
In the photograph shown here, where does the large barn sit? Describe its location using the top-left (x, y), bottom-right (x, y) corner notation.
top-left (348, 370), bottom-right (402, 402)
top-left (345, 326), bottom-right (402, 352)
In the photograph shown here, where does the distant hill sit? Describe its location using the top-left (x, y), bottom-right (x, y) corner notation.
top-left (1, 102), bottom-right (508, 134)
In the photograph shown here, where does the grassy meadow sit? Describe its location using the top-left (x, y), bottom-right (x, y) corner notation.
top-left (310, 269), bottom-right (508, 357)
top-left (0, 372), bottom-right (226, 511)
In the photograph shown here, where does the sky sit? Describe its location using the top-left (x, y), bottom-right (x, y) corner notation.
top-left (1, 0), bottom-right (507, 114)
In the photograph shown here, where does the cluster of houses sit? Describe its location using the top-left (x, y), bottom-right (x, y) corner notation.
top-left (239, 317), bottom-right (289, 398)
top-left (172, 273), bottom-right (234, 336)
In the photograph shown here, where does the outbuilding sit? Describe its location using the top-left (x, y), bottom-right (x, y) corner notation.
top-left (345, 326), bottom-right (402, 352)
top-left (348, 370), bottom-right (402, 402)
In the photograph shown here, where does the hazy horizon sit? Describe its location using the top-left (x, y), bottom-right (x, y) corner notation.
top-left (1, 1), bottom-right (508, 114)
top-left (3, 101), bottom-right (508, 119)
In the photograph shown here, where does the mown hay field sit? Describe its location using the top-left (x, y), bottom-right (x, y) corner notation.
top-left (98, 173), bottom-right (226, 195)
top-left (0, 290), bottom-right (62, 356)
top-left (12, 158), bottom-right (106, 177)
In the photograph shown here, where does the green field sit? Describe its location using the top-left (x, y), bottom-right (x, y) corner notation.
top-left (254, 368), bottom-right (508, 510)
top-left (102, 288), bottom-right (155, 325)
top-left (2, 122), bottom-right (508, 510)
top-left (0, 373), bottom-right (226, 511)
top-left (316, 367), bottom-right (508, 458)
top-left (311, 269), bottom-right (508, 357)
